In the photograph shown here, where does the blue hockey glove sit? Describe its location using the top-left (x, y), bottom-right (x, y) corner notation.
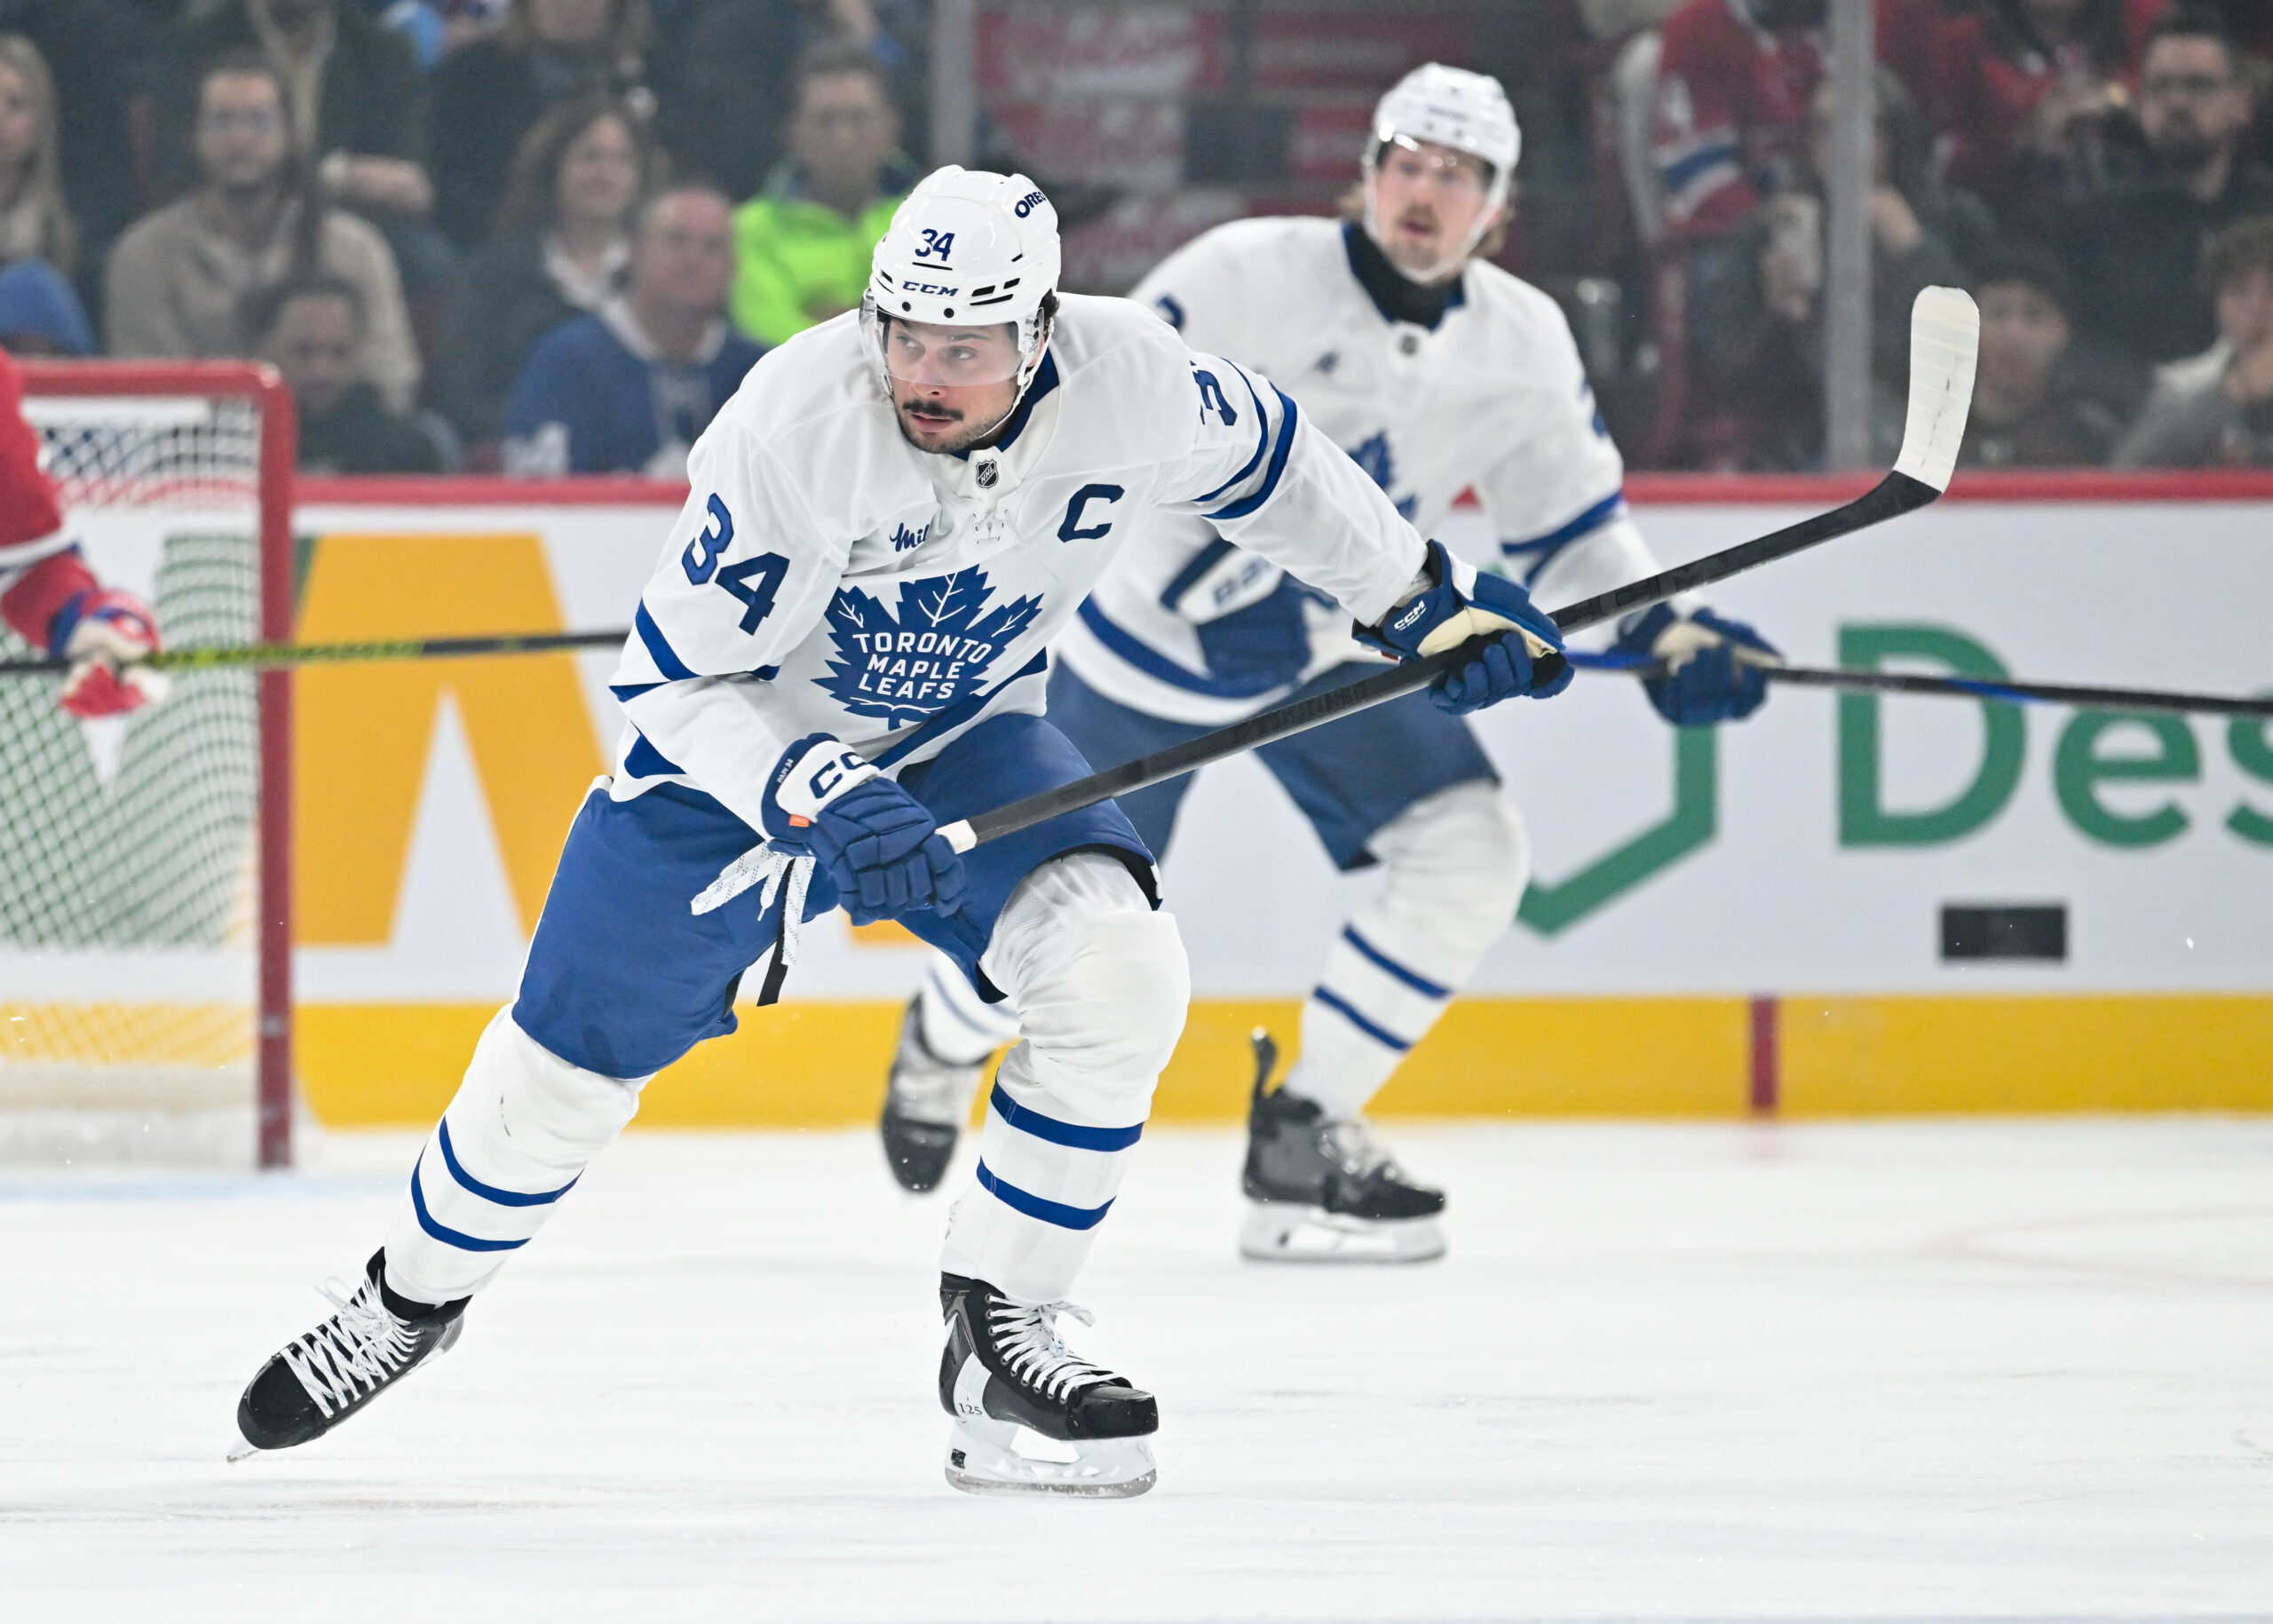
top-left (764, 736), bottom-right (966, 924)
top-left (1355, 540), bottom-right (1572, 714)
top-left (1611, 603), bottom-right (1779, 726)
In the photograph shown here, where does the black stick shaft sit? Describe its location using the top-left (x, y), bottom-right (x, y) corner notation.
top-left (948, 471), bottom-right (1939, 851)
top-left (0, 628), bottom-right (629, 676)
top-left (1758, 661), bottom-right (2273, 718)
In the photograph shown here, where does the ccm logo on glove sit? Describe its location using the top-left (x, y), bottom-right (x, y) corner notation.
top-left (769, 739), bottom-right (881, 826)
top-left (1356, 540), bottom-right (1573, 715)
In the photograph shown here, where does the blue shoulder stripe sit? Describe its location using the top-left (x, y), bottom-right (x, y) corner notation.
top-left (1207, 386), bottom-right (1301, 522)
top-left (634, 601), bottom-right (696, 681)
top-left (987, 1082), bottom-right (1144, 1152)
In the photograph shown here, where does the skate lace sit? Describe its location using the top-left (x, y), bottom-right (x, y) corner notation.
top-left (986, 1298), bottom-right (1113, 1403)
top-left (1322, 1117), bottom-right (1394, 1181)
top-left (280, 1277), bottom-right (422, 1419)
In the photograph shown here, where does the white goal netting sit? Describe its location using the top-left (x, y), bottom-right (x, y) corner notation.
top-left (0, 373), bottom-right (289, 1167)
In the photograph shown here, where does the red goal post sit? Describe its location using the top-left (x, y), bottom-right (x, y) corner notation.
top-left (11, 360), bottom-right (297, 1168)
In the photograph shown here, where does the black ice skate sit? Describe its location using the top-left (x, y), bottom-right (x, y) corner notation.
top-left (230, 1249), bottom-right (467, 1459)
top-left (938, 1271), bottom-right (1158, 1497)
top-left (880, 997), bottom-right (986, 1193)
top-left (1239, 1030), bottom-right (1446, 1264)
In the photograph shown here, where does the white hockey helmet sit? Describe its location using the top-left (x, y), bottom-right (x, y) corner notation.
top-left (1362, 63), bottom-right (1521, 279)
top-left (863, 165), bottom-right (1060, 391)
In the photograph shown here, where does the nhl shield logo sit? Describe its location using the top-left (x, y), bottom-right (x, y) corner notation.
top-left (974, 456), bottom-right (1000, 489)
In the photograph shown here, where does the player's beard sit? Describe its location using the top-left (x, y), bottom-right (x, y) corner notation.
top-left (1384, 206), bottom-right (1451, 281)
top-left (895, 393), bottom-right (1008, 456)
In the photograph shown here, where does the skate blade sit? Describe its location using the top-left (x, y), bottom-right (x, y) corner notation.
top-left (226, 1432), bottom-right (263, 1463)
top-left (944, 1418), bottom-right (1157, 1499)
top-left (1239, 1203), bottom-right (1445, 1264)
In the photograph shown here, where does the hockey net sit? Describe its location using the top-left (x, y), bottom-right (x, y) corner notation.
top-left (0, 361), bottom-right (294, 1168)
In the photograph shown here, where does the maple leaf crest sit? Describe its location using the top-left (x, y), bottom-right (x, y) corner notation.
top-left (1348, 432), bottom-right (1419, 521)
top-left (818, 566), bottom-right (1045, 728)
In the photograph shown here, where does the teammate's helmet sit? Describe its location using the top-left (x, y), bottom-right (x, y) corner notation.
top-left (863, 166), bottom-right (1059, 393)
top-left (1361, 63), bottom-right (1521, 280)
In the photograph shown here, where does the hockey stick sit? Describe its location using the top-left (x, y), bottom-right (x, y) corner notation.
top-left (0, 627), bottom-right (628, 677)
top-left (935, 286), bottom-right (1981, 854)
top-left (1567, 650), bottom-right (2273, 719)
top-left (1754, 661), bottom-right (2273, 718)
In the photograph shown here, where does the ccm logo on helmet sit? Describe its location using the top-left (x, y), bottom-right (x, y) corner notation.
top-left (1013, 191), bottom-right (1046, 218)
top-left (906, 282), bottom-right (959, 296)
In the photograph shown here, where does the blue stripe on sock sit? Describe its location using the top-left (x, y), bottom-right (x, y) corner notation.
top-left (408, 1153), bottom-right (528, 1253)
top-left (1312, 986), bottom-right (1414, 1052)
top-left (974, 1160), bottom-right (1114, 1230)
top-left (987, 1083), bottom-right (1143, 1152)
top-left (1341, 925), bottom-right (1451, 1000)
top-left (437, 1119), bottom-right (580, 1208)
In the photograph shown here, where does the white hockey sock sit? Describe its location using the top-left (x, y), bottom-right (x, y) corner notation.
top-left (380, 1007), bottom-right (647, 1306)
top-left (1281, 781), bottom-right (1527, 1121)
top-left (940, 852), bottom-right (1187, 1303)
top-left (917, 949), bottom-right (1019, 1066)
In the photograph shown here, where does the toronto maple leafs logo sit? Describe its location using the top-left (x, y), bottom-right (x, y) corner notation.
top-left (890, 521), bottom-right (930, 552)
top-left (819, 567), bottom-right (1044, 728)
top-left (1348, 431), bottom-right (1419, 521)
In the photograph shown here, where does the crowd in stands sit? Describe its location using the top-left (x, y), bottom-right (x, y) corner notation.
top-left (1622, 0), bottom-right (2273, 469)
top-left (0, 0), bottom-right (2269, 474)
top-left (0, 0), bottom-right (917, 473)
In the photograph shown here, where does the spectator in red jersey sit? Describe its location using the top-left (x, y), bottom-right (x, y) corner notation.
top-left (1936, 0), bottom-right (2169, 224)
top-left (0, 347), bottom-right (163, 717)
top-left (1650, 0), bottom-right (1826, 246)
top-left (1685, 67), bottom-right (1986, 468)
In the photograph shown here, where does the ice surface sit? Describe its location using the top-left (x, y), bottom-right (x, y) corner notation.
top-left (4, 1119), bottom-right (2271, 1623)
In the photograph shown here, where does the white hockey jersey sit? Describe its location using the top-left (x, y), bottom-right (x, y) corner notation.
top-left (606, 292), bottom-right (1428, 836)
top-left (1054, 216), bottom-right (1668, 726)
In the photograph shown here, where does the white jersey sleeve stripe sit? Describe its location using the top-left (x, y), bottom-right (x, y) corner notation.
top-left (633, 601), bottom-right (698, 681)
top-left (1204, 385), bottom-right (1300, 522)
top-left (1500, 488), bottom-right (1627, 583)
top-left (1190, 368), bottom-right (1272, 505)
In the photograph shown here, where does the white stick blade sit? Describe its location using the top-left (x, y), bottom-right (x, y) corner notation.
top-left (1892, 285), bottom-right (1979, 493)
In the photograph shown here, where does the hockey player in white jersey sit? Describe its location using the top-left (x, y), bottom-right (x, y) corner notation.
top-left (229, 165), bottom-right (1575, 1495)
top-left (877, 67), bottom-right (1779, 1264)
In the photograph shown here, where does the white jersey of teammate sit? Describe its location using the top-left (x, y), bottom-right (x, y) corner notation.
top-left (606, 289), bottom-right (1424, 827)
top-left (1055, 215), bottom-right (1665, 727)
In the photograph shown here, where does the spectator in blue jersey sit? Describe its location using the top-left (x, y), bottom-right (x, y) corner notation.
top-left (502, 182), bottom-right (762, 477)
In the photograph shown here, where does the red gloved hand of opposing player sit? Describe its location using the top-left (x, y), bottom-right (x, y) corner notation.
top-left (54, 587), bottom-right (166, 718)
